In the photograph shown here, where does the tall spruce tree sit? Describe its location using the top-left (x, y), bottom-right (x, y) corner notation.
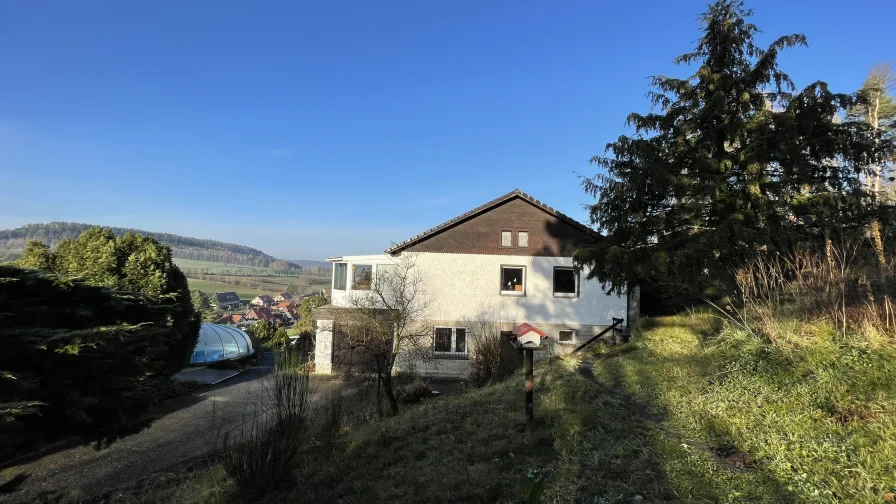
top-left (577, 0), bottom-right (893, 297)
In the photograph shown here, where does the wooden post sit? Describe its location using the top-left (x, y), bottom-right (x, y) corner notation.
top-left (524, 348), bottom-right (534, 422)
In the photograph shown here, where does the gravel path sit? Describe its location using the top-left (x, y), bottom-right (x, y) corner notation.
top-left (2, 364), bottom-right (343, 503)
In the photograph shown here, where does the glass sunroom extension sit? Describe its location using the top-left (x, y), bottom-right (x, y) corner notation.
top-left (189, 323), bottom-right (255, 365)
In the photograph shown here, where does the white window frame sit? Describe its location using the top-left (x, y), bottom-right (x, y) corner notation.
top-left (499, 265), bottom-right (526, 296)
top-left (500, 230), bottom-right (513, 248)
top-left (517, 231), bottom-right (529, 248)
top-left (433, 326), bottom-right (468, 355)
top-left (333, 262), bottom-right (348, 291)
top-left (558, 329), bottom-right (577, 344)
top-left (351, 263), bottom-right (373, 291)
top-left (552, 266), bottom-right (579, 298)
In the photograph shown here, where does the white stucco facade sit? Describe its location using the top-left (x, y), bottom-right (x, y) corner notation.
top-left (328, 252), bottom-right (625, 325)
top-left (411, 252), bottom-right (625, 325)
top-left (314, 251), bottom-right (628, 378)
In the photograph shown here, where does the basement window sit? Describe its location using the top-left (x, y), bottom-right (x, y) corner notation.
top-left (434, 327), bottom-right (467, 358)
top-left (558, 329), bottom-right (576, 344)
top-left (500, 266), bottom-right (526, 296)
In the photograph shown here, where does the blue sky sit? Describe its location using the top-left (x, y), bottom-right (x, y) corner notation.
top-left (1, 0), bottom-right (893, 259)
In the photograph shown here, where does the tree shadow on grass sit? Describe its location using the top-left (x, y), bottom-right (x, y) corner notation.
top-left (508, 355), bottom-right (671, 503)
top-left (593, 341), bottom-right (799, 503)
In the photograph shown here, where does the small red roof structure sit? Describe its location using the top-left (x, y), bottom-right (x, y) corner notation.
top-left (512, 323), bottom-right (547, 339)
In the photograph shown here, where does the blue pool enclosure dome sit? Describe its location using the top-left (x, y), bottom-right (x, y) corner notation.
top-left (190, 323), bottom-right (255, 365)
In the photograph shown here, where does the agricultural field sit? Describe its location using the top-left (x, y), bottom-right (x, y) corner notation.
top-left (185, 278), bottom-right (277, 301)
top-left (173, 258), bottom-right (302, 277)
top-left (179, 259), bottom-right (330, 301)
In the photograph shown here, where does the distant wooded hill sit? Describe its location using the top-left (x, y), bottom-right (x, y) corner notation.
top-left (0, 222), bottom-right (278, 267)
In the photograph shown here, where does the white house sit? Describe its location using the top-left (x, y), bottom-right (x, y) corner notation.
top-left (313, 189), bottom-right (638, 378)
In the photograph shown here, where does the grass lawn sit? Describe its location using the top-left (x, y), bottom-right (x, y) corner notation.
top-left (74, 312), bottom-right (896, 503)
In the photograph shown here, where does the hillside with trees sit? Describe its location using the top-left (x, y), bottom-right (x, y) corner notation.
top-left (0, 222), bottom-right (278, 267)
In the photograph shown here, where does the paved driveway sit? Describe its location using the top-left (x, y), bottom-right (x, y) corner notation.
top-left (2, 363), bottom-right (343, 503)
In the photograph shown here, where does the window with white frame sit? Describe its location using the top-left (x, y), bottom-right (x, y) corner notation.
top-left (517, 231), bottom-right (529, 247)
top-left (501, 230), bottom-right (512, 247)
top-left (558, 329), bottom-right (576, 343)
top-left (333, 263), bottom-right (347, 290)
top-left (553, 267), bottom-right (578, 297)
top-left (352, 264), bottom-right (373, 290)
top-left (434, 327), bottom-right (467, 356)
top-left (500, 265), bottom-right (526, 295)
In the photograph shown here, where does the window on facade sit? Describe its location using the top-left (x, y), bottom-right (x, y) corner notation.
top-left (434, 327), bottom-right (452, 352)
top-left (501, 230), bottom-right (512, 247)
top-left (352, 264), bottom-right (373, 290)
top-left (333, 263), bottom-right (347, 290)
top-left (553, 267), bottom-right (578, 297)
top-left (501, 266), bottom-right (525, 295)
top-left (558, 329), bottom-right (575, 343)
top-left (454, 328), bottom-right (466, 353)
top-left (517, 231), bottom-right (529, 248)
top-left (377, 263), bottom-right (397, 280)
top-left (434, 327), bottom-right (467, 356)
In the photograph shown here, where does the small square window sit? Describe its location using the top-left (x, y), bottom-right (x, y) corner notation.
top-left (501, 231), bottom-right (512, 247)
top-left (500, 266), bottom-right (525, 295)
top-left (553, 267), bottom-right (578, 297)
top-left (559, 329), bottom-right (575, 343)
top-left (517, 231), bottom-right (529, 248)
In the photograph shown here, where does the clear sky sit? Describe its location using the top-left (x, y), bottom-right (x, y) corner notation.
top-left (1, 0), bottom-right (893, 259)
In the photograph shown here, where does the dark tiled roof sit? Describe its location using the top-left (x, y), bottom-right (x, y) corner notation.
top-left (385, 188), bottom-right (600, 254)
top-left (215, 292), bottom-right (240, 303)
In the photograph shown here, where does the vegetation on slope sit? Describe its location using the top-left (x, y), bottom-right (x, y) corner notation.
top-left (0, 266), bottom-right (194, 459)
top-left (16, 227), bottom-right (200, 374)
top-left (81, 310), bottom-right (895, 504)
top-left (0, 222), bottom-right (277, 267)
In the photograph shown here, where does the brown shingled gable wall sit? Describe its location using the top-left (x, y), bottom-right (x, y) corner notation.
top-left (402, 197), bottom-right (594, 256)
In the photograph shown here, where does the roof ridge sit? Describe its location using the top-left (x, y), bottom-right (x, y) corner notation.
top-left (385, 189), bottom-right (599, 254)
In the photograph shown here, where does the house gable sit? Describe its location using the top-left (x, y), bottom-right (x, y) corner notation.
top-left (387, 189), bottom-right (598, 257)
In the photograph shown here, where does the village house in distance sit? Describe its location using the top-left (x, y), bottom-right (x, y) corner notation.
top-left (313, 189), bottom-right (639, 378)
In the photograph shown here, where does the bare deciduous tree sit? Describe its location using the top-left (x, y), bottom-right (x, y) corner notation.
top-left (466, 312), bottom-right (519, 386)
top-left (331, 253), bottom-right (432, 415)
top-left (848, 63), bottom-right (896, 194)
